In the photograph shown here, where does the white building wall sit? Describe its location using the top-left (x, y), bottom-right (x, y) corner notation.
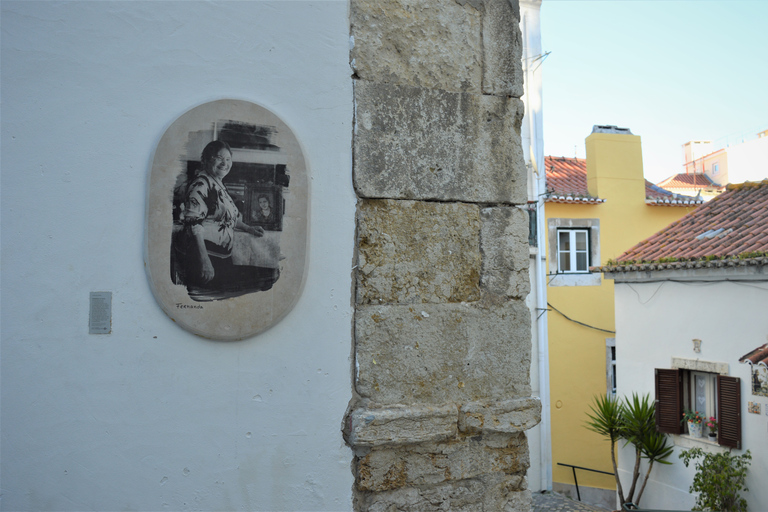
top-left (725, 135), bottom-right (768, 185)
top-left (520, 0), bottom-right (550, 493)
top-left (613, 275), bottom-right (768, 511)
top-left (0, 2), bottom-right (355, 511)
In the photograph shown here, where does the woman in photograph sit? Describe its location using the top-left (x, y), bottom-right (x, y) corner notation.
top-left (251, 194), bottom-right (273, 223)
top-left (181, 140), bottom-right (264, 286)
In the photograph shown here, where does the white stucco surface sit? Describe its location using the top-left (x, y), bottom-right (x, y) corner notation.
top-left (726, 135), bottom-right (768, 185)
top-left (612, 273), bottom-right (768, 511)
top-left (1, 2), bottom-right (355, 511)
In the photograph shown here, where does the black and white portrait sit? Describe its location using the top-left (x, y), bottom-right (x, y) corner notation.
top-left (146, 99), bottom-right (308, 339)
top-left (170, 121), bottom-right (289, 302)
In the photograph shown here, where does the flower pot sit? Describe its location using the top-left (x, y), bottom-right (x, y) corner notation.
top-left (688, 420), bottom-right (703, 438)
top-left (708, 433), bottom-right (717, 439)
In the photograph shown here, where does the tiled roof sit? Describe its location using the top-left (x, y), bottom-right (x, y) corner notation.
top-left (645, 181), bottom-right (704, 206)
top-left (545, 156), bottom-right (700, 206)
top-left (544, 156), bottom-right (605, 204)
top-left (600, 180), bottom-right (768, 271)
top-left (657, 172), bottom-right (723, 191)
top-left (739, 344), bottom-right (768, 368)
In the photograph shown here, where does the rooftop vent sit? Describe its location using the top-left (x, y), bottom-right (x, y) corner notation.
top-left (695, 227), bottom-right (733, 240)
top-left (592, 125), bottom-right (633, 135)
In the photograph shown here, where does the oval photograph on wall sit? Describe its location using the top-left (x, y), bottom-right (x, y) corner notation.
top-left (146, 99), bottom-right (308, 340)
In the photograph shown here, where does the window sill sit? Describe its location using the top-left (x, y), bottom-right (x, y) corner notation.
top-left (548, 272), bottom-right (602, 287)
top-left (673, 434), bottom-right (728, 453)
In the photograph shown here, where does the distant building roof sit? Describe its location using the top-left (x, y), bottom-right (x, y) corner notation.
top-left (739, 343), bottom-right (768, 368)
top-left (544, 156), bottom-right (604, 204)
top-left (657, 172), bottom-right (725, 193)
top-left (600, 180), bottom-right (768, 271)
top-left (544, 156), bottom-right (701, 206)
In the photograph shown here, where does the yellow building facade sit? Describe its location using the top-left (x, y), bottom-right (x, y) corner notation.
top-left (544, 127), bottom-right (701, 506)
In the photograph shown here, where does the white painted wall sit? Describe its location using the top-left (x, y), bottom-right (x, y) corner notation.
top-left (613, 272), bottom-right (768, 511)
top-left (726, 135), bottom-right (768, 185)
top-left (0, 2), bottom-right (355, 511)
top-left (520, 0), bottom-right (550, 493)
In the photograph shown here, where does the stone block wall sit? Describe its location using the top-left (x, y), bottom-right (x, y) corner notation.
top-left (345, 1), bottom-right (538, 510)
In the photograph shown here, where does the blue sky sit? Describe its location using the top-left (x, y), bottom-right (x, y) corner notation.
top-left (541, 0), bottom-right (768, 183)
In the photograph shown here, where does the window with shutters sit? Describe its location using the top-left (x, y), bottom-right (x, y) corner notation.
top-left (655, 360), bottom-right (741, 449)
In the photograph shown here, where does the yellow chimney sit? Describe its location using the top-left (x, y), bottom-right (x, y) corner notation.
top-left (586, 125), bottom-right (645, 201)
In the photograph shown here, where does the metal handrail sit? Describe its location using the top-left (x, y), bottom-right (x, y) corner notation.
top-left (556, 462), bottom-right (614, 502)
top-left (622, 503), bottom-right (690, 512)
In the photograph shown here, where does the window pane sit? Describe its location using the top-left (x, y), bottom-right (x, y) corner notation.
top-left (576, 252), bottom-right (587, 271)
top-left (695, 374), bottom-right (707, 417)
top-left (575, 231), bottom-right (587, 251)
top-left (559, 231), bottom-right (570, 250)
top-left (558, 252), bottom-right (570, 272)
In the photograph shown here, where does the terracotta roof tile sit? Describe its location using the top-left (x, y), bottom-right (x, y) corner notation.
top-left (545, 156), bottom-right (701, 206)
top-left (600, 180), bottom-right (768, 269)
top-left (739, 344), bottom-right (768, 367)
top-left (645, 181), bottom-right (704, 206)
top-left (544, 156), bottom-right (604, 204)
top-left (657, 172), bottom-right (723, 191)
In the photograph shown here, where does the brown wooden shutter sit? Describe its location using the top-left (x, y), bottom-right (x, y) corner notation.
top-left (655, 368), bottom-right (683, 434)
top-left (717, 375), bottom-right (741, 449)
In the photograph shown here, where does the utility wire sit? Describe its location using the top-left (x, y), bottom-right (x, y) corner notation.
top-left (547, 302), bottom-right (616, 334)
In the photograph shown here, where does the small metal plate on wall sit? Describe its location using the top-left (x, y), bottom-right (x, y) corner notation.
top-left (89, 291), bottom-right (112, 334)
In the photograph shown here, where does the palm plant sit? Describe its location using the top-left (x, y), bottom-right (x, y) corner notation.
top-left (585, 393), bottom-right (674, 507)
top-left (585, 394), bottom-right (626, 503)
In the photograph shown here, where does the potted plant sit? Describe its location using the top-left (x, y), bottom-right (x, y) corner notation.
top-left (680, 447), bottom-right (752, 512)
top-left (706, 416), bottom-right (718, 439)
top-left (682, 410), bottom-right (704, 438)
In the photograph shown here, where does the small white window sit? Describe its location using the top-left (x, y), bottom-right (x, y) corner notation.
top-left (606, 338), bottom-right (616, 397)
top-left (557, 229), bottom-right (590, 273)
top-left (547, 218), bottom-right (600, 287)
top-left (712, 162), bottom-right (719, 175)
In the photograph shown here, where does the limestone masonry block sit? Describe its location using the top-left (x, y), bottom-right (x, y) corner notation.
top-left (353, 81), bottom-right (526, 204)
top-left (357, 476), bottom-right (529, 512)
top-left (347, 403), bottom-right (458, 448)
top-left (358, 479), bottom-right (486, 512)
top-left (357, 200), bottom-right (481, 305)
top-left (458, 398), bottom-right (541, 434)
top-left (501, 489), bottom-right (532, 512)
top-left (357, 433), bottom-right (529, 492)
top-left (482, 0), bottom-right (524, 97)
top-left (480, 206), bottom-right (531, 299)
top-left (355, 301), bottom-right (531, 405)
top-left (350, 0), bottom-right (483, 93)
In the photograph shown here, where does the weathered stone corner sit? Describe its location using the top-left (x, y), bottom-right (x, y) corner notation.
top-left (350, 0), bottom-right (523, 97)
top-left (355, 476), bottom-right (530, 512)
top-left (356, 200), bottom-right (482, 305)
top-left (355, 433), bottom-right (530, 491)
top-left (348, 0), bottom-right (531, 508)
top-left (346, 404), bottom-right (459, 449)
top-left (459, 398), bottom-right (542, 435)
top-left (353, 81), bottom-right (526, 204)
top-left (482, 0), bottom-right (524, 97)
top-left (355, 300), bottom-right (532, 405)
top-left (480, 206), bottom-right (531, 299)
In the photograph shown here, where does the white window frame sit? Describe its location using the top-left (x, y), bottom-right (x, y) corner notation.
top-left (547, 218), bottom-right (601, 287)
top-left (557, 228), bottom-right (590, 273)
